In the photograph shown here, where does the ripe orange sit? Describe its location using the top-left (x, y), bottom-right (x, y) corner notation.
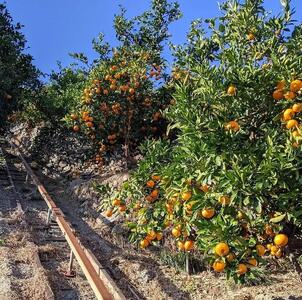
top-left (110, 65), bottom-right (117, 72)
top-left (184, 240), bottom-right (194, 251)
top-left (146, 180), bottom-right (155, 188)
top-left (201, 208), bottom-right (215, 219)
top-left (146, 195), bottom-right (153, 203)
top-left (248, 258), bottom-right (258, 267)
top-left (86, 121), bottom-right (93, 128)
top-left (286, 119), bottom-right (298, 129)
top-left (274, 233), bottom-right (288, 247)
top-left (140, 239), bottom-right (149, 248)
top-left (247, 32), bottom-right (255, 41)
top-left (292, 130), bottom-right (301, 138)
top-left (218, 195), bottom-right (230, 205)
top-left (270, 245), bottom-right (279, 255)
top-left (151, 175), bottom-right (161, 181)
top-left (284, 91), bottom-right (296, 100)
top-left (213, 260), bottom-right (225, 272)
top-left (146, 231), bottom-right (157, 241)
top-left (112, 199), bottom-right (121, 206)
top-left (276, 80), bottom-right (286, 90)
top-left (73, 125), bottom-right (80, 132)
top-left (273, 89), bottom-right (284, 100)
top-left (226, 253), bottom-right (235, 263)
top-left (283, 108), bottom-right (294, 121)
top-left (103, 89), bottom-right (109, 95)
top-left (177, 241), bottom-right (185, 250)
top-left (237, 263), bottom-right (248, 275)
top-left (119, 205), bottom-right (126, 212)
top-left (227, 85), bottom-right (237, 96)
top-left (292, 103), bottom-right (302, 113)
top-left (215, 242), bottom-right (230, 256)
top-left (105, 209), bottom-right (113, 217)
top-left (200, 184), bottom-right (209, 192)
top-left (71, 114), bottom-right (78, 120)
top-left (225, 120), bottom-right (240, 131)
top-left (172, 227), bottom-right (181, 238)
top-left (256, 244), bottom-right (266, 256)
top-left (266, 243), bottom-right (273, 250)
top-left (129, 88), bottom-right (135, 95)
top-left (156, 233), bottom-right (163, 241)
top-left (150, 189), bottom-right (159, 199)
top-left (182, 191), bottom-right (192, 201)
top-left (290, 79), bottom-right (302, 92)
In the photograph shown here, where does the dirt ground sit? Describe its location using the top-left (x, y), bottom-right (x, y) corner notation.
top-left (0, 212), bottom-right (54, 300)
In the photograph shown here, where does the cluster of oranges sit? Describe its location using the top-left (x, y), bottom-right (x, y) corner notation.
top-left (66, 48), bottom-right (169, 163)
top-left (273, 79), bottom-right (302, 147)
top-left (105, 198), bottom-right (127, 218)
top-left (212, 232), bottom-right (288, 275)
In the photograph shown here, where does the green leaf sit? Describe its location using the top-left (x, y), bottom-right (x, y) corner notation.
top-left (270, 213), bottom-right (286, 223)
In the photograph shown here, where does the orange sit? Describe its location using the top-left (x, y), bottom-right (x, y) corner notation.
top-left (71, 114), bottom-right (78, 120)
top-left (146, 180), bottom-right (155, 188)
top-left (112, 199), bottom-right (121, 206)
top-left (283, 108), bottom-right (294, 121)
top-left (284, 91), bottom-right (296, 100)
top-left (200, 184), bottom-right (209, 192)
top-left (292, 103), bottom-right (302, 113)
top-left (129, 88), bottom-right (135, 95)
top-left (226, 253), bottom-right (235, 263)
top-left (286, 119), bottom-right (298, 129)
top-left (172, 228), bottom-right (181, 238)
top-left (140, 239), bottom-right (149, 248)
top-left (151, 175), bottom-right (161, 181)
top-left (177, 241), bottom-right (185, 250)
top-left (146, 231), bottom-right (157, 241)
top-left (275, 248), bottom-right (283, 258)
top-left (119, 205), bottom-right (126, 212)
top-left (201, 208), bottom-right (215, 219)
top-left (290, 79), bottom-right (302, 92)
top-left (274, 233), bottom-right (288, 247)
top-left (218, 195), bottom-right (230, 205)
top-left (86, 121), bottom-right (93, 128)
top-left (227, 85), bottom-right (237, 96)
top-left (225, 120), bottom-right (240, 131)
top-left (276, 80), bottom-right (286, 90)
top-left (292, 130), bottom-right (301, 138)
top-left (247, 33), bottom-right (255, 41)
top-left (270, 245), bottom-right (279, 255)
top-left (105, 209), bottom-right (113, 217)
top-left (266, 243), bottom-right (273, 250)
top-left (182, 191), bottom-right (192, 201)
top-left (237, 263), bottom-right (248, 275)
top-left (265, 225), bottom-right (275, 237)
top-left (272, 89), bottom-right (284, 100)
top-left (73, 125), bottom-right (80, 132)
top-left (103, 89), bottom-right (109, 95)
top-left (213, 260), bottom-right (225, 272)
top-left (256, 244), bottom-right (266, 256)
top-left (150, 189), bottom-right (159, 199)
top-left (145, 195), bottom-right (153, 203)
top-left (215, 242), bottom-right (230, 256)
top-left (110, 65), bottom-right (117, 72)
top-left (156, 233), bottom-right (163, 241)
top-left (184, 240), bottom-right (194, 251)
top-left (248, 258), bottom-right (258, 267)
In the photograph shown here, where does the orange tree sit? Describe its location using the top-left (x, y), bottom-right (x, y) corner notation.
top-left (102, 0), bottom-right (302, 282)
top-left (0, 3), bottom-right (40, 127)
top-left (64, 0), bottom-right (181, 161)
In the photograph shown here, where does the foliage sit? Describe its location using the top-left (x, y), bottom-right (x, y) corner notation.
top-left (102, 0), bottom-right (302, 282)
top-left (0, 3), bottom-right (40, 126)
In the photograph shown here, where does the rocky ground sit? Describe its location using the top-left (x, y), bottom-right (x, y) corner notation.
top-left (5, 122), bottom-right (302, 300)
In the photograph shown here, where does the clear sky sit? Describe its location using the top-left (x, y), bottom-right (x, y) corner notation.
top-left (4, 0), bottom-right (302, 76)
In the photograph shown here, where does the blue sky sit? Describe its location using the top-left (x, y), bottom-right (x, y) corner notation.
top-left (4, 0), bottom-right (302, 76)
